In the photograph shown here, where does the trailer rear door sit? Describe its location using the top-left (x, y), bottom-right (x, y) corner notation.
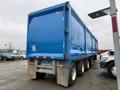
top-left (27, 10), bottom-right (65, 59)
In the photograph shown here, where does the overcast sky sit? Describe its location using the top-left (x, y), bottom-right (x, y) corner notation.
top-left (0, 0), bottom-right (120, 50)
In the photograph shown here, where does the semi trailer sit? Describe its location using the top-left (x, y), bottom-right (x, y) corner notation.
top-left (26, 2), bottom-right (98, 87)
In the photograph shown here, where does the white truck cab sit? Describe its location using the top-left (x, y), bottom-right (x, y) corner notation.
top-left (99, 51), bottom-right (116, 78)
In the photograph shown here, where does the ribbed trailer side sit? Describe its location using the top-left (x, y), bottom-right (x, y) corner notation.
top-left (69, 8), bottom-right (98, 60)
top-left (92, 37), bottom-right (98, 54)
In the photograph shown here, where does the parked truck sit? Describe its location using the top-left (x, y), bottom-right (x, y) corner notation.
top-left (99, 50), bottom-right (116, 79)
top-left (26, 2), bottom-right (98, 87)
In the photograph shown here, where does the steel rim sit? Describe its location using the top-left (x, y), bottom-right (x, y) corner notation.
top-left (72, 67), bottom-right (76, 81)
top-left (87, 62), bottom-right (90, 69)
top-left (111, 66), bottom-right (117, 76)
top-left (82, 64), bottom-right (85, 73)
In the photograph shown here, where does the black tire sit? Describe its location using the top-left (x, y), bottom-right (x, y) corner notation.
top-left (69, 63), bottom-right (77, 86)
top-left (36, 72), bottom-right (46, 79)
top-left (1, 57), bottom-right (3, 61)
top-left (107, 62), bottom-right (116, 79)
top-left (84, 59), bottom-right (90, 71)
top-left (89, 58), bottom-right (94, 67)
top-left (77, 60), bottom-right (85, 76)
top-left (3, 57), bottom-right (7, 61)
top-left (0, 56), bottom-right (1, 60)
top-left (21, 57), bottom-right (24, 60)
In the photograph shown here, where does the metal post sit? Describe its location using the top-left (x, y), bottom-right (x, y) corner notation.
top-left (109, 0), bottom-right (120, 90)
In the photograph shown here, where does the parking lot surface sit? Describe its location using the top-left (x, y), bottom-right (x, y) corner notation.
top-left (0, 60), bottom-right (117, 90)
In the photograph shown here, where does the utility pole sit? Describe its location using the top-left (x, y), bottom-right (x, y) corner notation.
top-left (88, 0), bottom-right (120, 89)
top-left (109, 0), bottom-right (120, 90)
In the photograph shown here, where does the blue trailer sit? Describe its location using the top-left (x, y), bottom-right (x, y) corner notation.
top-left (27, 2), bottom-right (98, 87)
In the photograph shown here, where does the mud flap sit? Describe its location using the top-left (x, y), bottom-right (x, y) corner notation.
top-left (56, 61), bottom-right (69, 87)
top-left (28, 61), bottom-right (36, 79)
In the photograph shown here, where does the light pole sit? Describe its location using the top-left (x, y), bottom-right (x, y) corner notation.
top-left (110, 0), bottom-right (120, 90)
top-left (88, 0), bottom-right (120, 90)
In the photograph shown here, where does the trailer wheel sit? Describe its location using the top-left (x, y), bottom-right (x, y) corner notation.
top-left (89, 58), bottom-right (94, 67)
top-left (3, 57), bottom-right (7, 61)
top-left (77, 60), bottom-right (85, 76)
top-left (36, 72), bottom-right (46, 79)
top-left (21, 57), bottom-right (24, 60)
top-left (84, 59), bottom-right (90, 71)
top-left (107, 62), bottom-right (116, 79)
top-left (69, 63), bottom-right (77, 86)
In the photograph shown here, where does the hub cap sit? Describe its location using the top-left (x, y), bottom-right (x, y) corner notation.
top-left (87, 62), bottom-right (90, 69)
top-left (72, 67), bottom-right (77, 81)
top-left (111, 66), bottom-right (117, 76)
top-left (82, 64), bottom-right (85, 73)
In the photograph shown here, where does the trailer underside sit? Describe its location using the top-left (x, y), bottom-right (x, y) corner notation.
top-left (28, 55), bottom-right (97, 87)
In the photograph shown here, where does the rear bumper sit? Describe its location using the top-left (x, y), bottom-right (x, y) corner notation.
top-left (27, 53), bottom-right (64, 60)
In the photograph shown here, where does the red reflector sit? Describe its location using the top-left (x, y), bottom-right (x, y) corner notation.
top-left (112, 16), bottom-right (118, 32)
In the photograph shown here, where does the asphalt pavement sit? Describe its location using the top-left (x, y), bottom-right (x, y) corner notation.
top-left (0, 60), bottom-right (117, 90)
